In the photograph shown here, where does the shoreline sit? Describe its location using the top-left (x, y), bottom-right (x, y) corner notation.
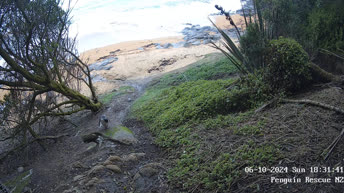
top-left (80, 14), bottom-right (244, 56)
top-left (0, 15), bottom-right (244, 99)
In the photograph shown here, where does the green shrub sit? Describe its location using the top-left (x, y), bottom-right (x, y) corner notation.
top-left (307, 1), bottom-right (344, 52)
top-left (264, 37), bottom-right (311, 93)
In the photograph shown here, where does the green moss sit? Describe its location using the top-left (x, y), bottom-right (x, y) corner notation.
top-left (99, 86), bottom-right (135, 104)
top-left (103, 126), bottom-right (133, 137)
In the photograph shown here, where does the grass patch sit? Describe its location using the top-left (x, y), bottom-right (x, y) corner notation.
top-left (99, 86), bottom-right (135, 104)
top-left (130, 54), bottom-right (281, 192)
top-left (151, 53), bottom-right (237, 89)
top-left (233, 120), bottom-right (265, 136)
top-left (132, 79), bottom-right (253, 132)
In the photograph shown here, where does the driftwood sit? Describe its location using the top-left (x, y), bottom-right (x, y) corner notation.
top-left (279, 99), bottom-right (344, 114)
top-left (81, 132), bottom-right (127, 145)
top-left (36, 134), bottom-right (70, 143)
top-left (256, 98), bottom-right (344, 115)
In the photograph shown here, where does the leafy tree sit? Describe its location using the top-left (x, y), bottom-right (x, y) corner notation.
top-left (0, 0), bottom-right (101, 158)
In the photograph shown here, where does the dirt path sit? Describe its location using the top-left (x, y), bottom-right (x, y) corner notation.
top-left (0, 41), bottom-right (221, 192)
top-left (0, 74), bottom-right (175, 193)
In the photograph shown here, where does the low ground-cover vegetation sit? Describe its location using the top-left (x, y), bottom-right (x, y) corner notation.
top-left (131, 54), bottom-right (283, 192)
top-left (99, 86), bottom-right (135, 104)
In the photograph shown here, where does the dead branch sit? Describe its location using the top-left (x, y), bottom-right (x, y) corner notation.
top-left (36, 133), bottom-right (69, 143)
top-left (324, 129), bottom-right (344, 161)
top-left (280, 99), bottom-right (344, 114)
top-left (81, 132), bottom-right (128, 145)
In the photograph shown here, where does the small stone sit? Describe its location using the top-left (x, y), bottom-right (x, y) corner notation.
top-left (122, 154), bottom-right (137, 162)
top-left (106, 165), bottom-right (122, 173)
top-left (103, 160), bottom-right (112, 166)
top-left (73, 175), bottom-right (85, 182)
top-left (139, 166), bottom-right (159, 177)
top-left (163, 43), bottom-right (173, 49)
top-left (79, 179), bottom-right (86, 185)
top-left (133, 153), bottom-right (146, 159)
top-left (17, 166), bottom-right (24, 173)
top-left (107, 155), bottom-right (122, 162)
top-left (133, 173), bottom-right (141, 181)
top-left (88, 165), bottom-right (105, 175)
top-left (85, 177), bottom-right (99, 187)
top-left (72, 161), bottom-right (88, 169)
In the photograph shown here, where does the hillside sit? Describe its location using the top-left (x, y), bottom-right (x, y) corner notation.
top-left (0, 50), bottom-right (343, 192)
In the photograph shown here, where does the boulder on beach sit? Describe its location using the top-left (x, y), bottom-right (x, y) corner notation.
top-left (89, 57), bottom-right (118, 71)
top-left (91, 74), bottom-right (107, 83)
top-left (181, 24), bottom-right (221, 46)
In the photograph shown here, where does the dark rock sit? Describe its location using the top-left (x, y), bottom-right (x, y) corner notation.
top-left (159, 58), bottom-right (177, 66)
top-left (172, 41), bottom-right (186, 48)
top-left (200, 26), bottom-right (212, 31)
top-left (143, 43), bottom-right (156, 48)
top-left (109, 49), bottom-right (120, 55)
top-left (180, 24), bottom-right (221, 47)
top-left (154, 43), bottom-right (163, 49)
top-left (203, 39), bottom-right (212, 44)
top-left (210, 34), bottom-right (221, 40)
top-left (163, 43), bottom-right (173, 49)
top-left (91, 75), bottom-right (107, 83)
top-left (89, 57), bottom-right (117, 71)
top-left (138, 47), bottom-right (144, 51)
top-left (191, 40), bottom-right (201, 46)
top-left (191, 24), bottom-right (201, 29)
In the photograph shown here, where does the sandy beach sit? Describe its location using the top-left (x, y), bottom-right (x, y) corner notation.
top-left (79, 15), bottom-right (242, 95)
top-left (0, 15), bottom-right (242, 98)
top-left (81, 38), bottom-right (220, 95)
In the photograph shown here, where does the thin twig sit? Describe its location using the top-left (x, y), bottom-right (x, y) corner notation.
top-left (324, 129), bottom-right (344, 160)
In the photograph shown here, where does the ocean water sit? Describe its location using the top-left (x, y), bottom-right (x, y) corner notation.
top-left (63, 0), bottom-right (242, 51)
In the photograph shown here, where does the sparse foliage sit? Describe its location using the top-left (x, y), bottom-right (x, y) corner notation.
top-left (0, 0), bottom-right (101, 158)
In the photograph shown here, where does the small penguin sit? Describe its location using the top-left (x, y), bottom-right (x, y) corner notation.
top-left (98, 115), bottom-right (109, 130)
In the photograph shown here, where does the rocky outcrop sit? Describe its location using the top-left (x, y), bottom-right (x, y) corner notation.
top-left (89, 57), bottom-right (118, 71)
